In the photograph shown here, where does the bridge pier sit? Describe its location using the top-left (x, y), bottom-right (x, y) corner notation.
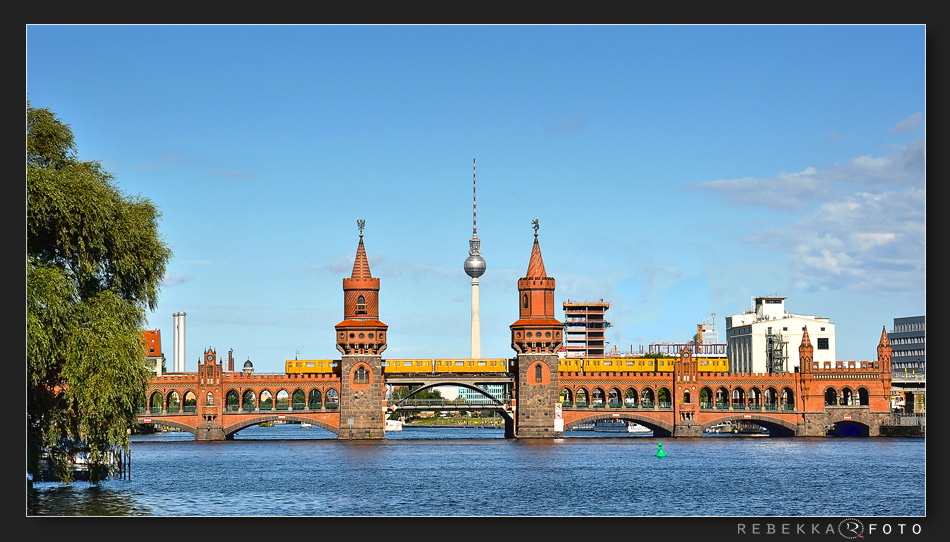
top-left (195, 424), bottom-right (227, 441)
top-left (338, 354), bottom-right (386, 440)
top-left (673, 421), bottom-right (703, 437)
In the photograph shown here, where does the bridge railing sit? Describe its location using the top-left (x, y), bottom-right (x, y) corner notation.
top-left (392, 397), bottom-right (508, 409)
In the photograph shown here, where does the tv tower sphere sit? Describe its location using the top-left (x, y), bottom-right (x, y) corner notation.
top-left (464, 158), bottom-right (486, 279)
top-left (464, 250), bottom-right (486, 278)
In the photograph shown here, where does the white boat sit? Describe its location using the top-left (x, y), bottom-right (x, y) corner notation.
top-left (627, 423), bottom-right (652, 434)
top-left (385, 419), bottom-right (404, 431)
top-left (300, 422), bottom-right (312, 428)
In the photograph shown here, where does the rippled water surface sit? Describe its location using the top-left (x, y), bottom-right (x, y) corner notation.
top-left (27, 425), bottom-right (925, 517)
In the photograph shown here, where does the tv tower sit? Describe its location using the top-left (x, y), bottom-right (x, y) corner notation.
top-left (463, 159), bottom-right (486, 358)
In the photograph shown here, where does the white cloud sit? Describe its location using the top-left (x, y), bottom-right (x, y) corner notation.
top-left (161, 272), bottom-right (189, 286)
top-left (692, 141), bottom-right (925, 295)
top-left (891, 112), bottom-right (923, 134)
top-left (689, 140), bottom-right (925, 211)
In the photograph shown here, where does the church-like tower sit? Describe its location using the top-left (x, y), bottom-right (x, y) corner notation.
top-left (510, 219), bottom-right (563, 438)
top-left (335, 220), bottom-right (387, 439)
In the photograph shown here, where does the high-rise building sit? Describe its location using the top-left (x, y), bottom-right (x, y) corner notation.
top-left (725, 295), bottom-right (835, 374)
top-left (888, 315), bottom-right (925, 374)
top-left (562, 299), bottom-right (611, 358)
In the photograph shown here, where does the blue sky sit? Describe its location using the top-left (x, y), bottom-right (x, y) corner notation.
top-left (26, 25), bottom-right (926, 374)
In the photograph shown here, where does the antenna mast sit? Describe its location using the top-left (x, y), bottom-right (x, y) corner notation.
top-left (472, 158), bottom-right (477, 239)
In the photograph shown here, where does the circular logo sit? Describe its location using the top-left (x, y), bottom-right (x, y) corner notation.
top-left (838, 518), bottom-right (864, 539)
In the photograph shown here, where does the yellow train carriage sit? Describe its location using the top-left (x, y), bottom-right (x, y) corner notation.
top-left (433, 358), bottom-right (508, 373)
top-left (285, 359), bottom-right (337, 374)
top-left (558, 357), bottom-right (679, 372)
top-left (696, 357), bottom-right (729, 372)
top-left (558, 358), bottom-right (585, 372)
top-left (383, 359), bottom-right (434, 373)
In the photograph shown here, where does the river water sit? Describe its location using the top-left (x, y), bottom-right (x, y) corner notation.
top-left (27, 425), bottom-right (925, 519)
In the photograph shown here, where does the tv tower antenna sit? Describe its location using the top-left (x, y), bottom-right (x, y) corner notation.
top-left (472, 158), bottom-right (477, 238)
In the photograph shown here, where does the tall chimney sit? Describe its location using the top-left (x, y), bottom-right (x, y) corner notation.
top-left (173, 312), bottom-right (186, 372)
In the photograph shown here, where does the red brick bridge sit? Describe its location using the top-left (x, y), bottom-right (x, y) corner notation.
top-left (138, 223), bottom-right (893, 440)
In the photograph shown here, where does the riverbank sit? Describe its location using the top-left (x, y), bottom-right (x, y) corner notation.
top-left (403, 421), bottom-right (503, 429)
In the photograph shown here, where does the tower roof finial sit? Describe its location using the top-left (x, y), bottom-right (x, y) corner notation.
top-left (357, 218), bottom-right (365, 238)
top-left (532, 217), bottom-right (540, 238)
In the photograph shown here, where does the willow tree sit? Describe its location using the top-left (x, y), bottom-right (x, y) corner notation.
top-left (27, 101), bottom-right (172, 483)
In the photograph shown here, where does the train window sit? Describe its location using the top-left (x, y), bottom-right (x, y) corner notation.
top-left (455, 361), bottom-right (464, 367)
top-left (605, 361), bottom-right (612, 366)
top-left (306, 362), bottom-right (315, 368)
top-left (478, 361), bottom-right (487, 366)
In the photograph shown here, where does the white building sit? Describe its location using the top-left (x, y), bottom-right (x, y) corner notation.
top-left (725, 295), bottom-right (835, 374)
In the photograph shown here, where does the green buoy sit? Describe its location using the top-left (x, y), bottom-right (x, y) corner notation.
top-left (655, 440), bottom-right (667, 457)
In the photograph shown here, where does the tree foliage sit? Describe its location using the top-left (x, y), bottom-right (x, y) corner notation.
top-left (27, 101), bottom-right (172, 483)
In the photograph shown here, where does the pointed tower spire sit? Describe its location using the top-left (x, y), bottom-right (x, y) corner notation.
top-left (511, 218), bottom-right (562, 354)
top-left (349, 219), bottom-right (372, 280)
top-left (799, 326), bottom-right (814, 373)
top-left (337, 219), bottom-right (386, 356)
top-left (877, 325), bottom-right (892, 373)
top-left (526, 218), bottom-right (547, 278)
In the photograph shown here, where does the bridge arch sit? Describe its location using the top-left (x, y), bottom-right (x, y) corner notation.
top-left (624, 387), bottom-right (638, 406)
top-left (608, 387), bottom-right (623, 407)
top-left (564, 413), bottom-right (673, 437)
top-left (259, 389), bottom-right (274, 410)
top-left (559, 387), bottom-right (574, 405)
top-left (640, 387), bottom-right (655, 406)
top-left (781, 387), bottom-right (794, 407)
top-left (699, 386), bottom-right (713, 407)
top-left (823, 387), bottom-right (838, 406)
top-left (222, 414), bottom-right (340, 438)
top-left (241, 389), bottom-right (257, 411)
top-left (139, 418), bottom-right (199, 438)
top-left (732, 386), bottom-right (746, 407)
top-left (166, 390), bottom-right (182, 413)
top-left (308, 388), bottom-right (322, 409)
top-left (657, 386), bottom-right (671, 407)
top-left (183, 390), bottom-right (197, 412)
top-left (576, 387), bottom-right (590, 407)
top-left (275, 389), bottom-right (290, 410)
top-left (700, 414), bottom-right (798, 437)
top-left (148, 391), bottom-right (163, 412)
top-left (591, 386), bottom-right (606, 407)
top-left (394, 382), bottom-right (506, 406)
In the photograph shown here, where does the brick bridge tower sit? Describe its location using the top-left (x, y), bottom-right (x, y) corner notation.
top-left (335, 219), bottom-right (388, 439)
top-left (673, 347), bottom-right (702, 436)
top-left (194, 347), bottom-right (226, 441)
top-left (510, 219), bottom-right (563, 438)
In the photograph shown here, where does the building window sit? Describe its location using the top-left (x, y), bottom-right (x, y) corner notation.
top-left (355, 365), bottom-right (370, 384)
top-left (535, 364), bottom-right (543, 383)
top-left (356, 295), bottom-right (366, 315)
top-left (817, 338), bottom-right (829, 350)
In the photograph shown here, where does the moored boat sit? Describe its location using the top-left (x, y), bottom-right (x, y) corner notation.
top-left (627, 423), bottom-right (652, 434)
top-left (385, 419), bottom-right (404, 431)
